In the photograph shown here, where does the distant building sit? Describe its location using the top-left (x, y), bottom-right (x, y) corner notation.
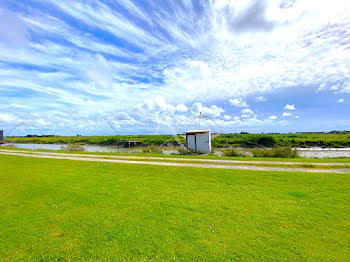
top-left (186, 129), bottom-right (211, 154)
top-left (296, 132), bottom-right (326, 134)
top-left (296, 131), bottom-right (350, 134)
top-left (329, 130), bottom-right (350, 134)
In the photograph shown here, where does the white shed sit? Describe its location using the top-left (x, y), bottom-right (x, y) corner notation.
top-left (185, 129), bottom-right (211, 154)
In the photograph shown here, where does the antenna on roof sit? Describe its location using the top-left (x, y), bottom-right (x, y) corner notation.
top-left (5, 121), bottom-right (26, 137)
top-left (104, 118), bottom-right (120, 136)
top-left (198, 112), bottom-right (202, 129)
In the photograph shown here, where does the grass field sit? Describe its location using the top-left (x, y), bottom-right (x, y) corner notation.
top-left (5, 133), bottom-right (350, 148)
top-left (0, 154), bottom-right (349, 260)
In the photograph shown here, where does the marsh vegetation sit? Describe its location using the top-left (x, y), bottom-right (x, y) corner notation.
top-left (5, 133), bottom-right (350, 148)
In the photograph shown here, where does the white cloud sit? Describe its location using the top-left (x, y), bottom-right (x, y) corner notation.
top-left (0, 113), bottom-right (15, 122)
top-left (268, 115), bottom-right (277, 120)
top-left (330, 84), bottom-right (340, 91)
top-left (191, 102), bottom-right (224, 118)
top-left (229, 98), bottom-right (248, 107)
top-left (256, 96), bottom-right (267, 102)
top-left (338, 98), bottom-right (344, 103)
top-left (136, 96), bottom-right (175, 116)
top-left (224, 115), bottom-right (232, 120)
top-left (241, 108), bottom-right (254, 115)
top-left (240, 108), bottom-right (256, 118)
top-left (284, 104), bottom-right (296, 110)
top-left (175, 104), bottom-right (188, 112)
top-left (282, 112), bottom-right (292, 117)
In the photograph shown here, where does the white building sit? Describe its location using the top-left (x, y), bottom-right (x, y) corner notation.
top-left (185, 129), bottom-right (211, 154)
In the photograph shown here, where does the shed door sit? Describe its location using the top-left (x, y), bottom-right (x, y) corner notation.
top-left (187, 134), bottom-right (196, 151)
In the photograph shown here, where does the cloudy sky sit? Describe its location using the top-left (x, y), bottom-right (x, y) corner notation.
top-left (0, 0), bottom-right (349, 136)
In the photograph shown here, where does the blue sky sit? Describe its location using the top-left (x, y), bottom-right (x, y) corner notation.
top-left (0, 0), bottom-right (349, 136)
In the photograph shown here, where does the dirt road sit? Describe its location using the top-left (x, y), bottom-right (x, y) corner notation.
top-left (1, 149), bottom-right (349, 173)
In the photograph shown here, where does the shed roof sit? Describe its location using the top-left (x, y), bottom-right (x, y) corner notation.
top-left (186, 129), bottom-right (210, 134)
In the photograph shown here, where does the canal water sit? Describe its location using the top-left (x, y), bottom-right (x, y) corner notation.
top-left (3, 143), bottom-right (350, 158)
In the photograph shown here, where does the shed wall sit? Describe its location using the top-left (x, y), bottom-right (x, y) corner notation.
top-left (186, 132), bottom-right (211, 153)
top-left (196, 132), bottom-right (211, 153)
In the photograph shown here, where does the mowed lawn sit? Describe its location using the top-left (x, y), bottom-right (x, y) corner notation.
top-left (0, 155), bottom-right (349, 261)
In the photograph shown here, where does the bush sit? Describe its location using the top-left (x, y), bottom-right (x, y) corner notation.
top-left (177, 147), bottom-right (193, 155)
top-left (60, 144), bottom-right (85, 152)
top-left (142, 145), bottom-right (163, 154)
top-left (252, 145), bottom-right (298, 158)
top-left (256, 136), bottom-right (276, 147)
top-left (242, 135), bottom-right (277, 148)
top-left (222, 148), bottom-right (244, 157)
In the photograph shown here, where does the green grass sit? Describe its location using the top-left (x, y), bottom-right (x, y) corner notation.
top-left (5, 133), bottom-right (350, 148)
top-left (0, 155), bottom-right (349, 260)
top-left (96, 157), bottom-right (350, 169)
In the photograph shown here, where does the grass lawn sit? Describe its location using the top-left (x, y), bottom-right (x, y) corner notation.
top-left (0, 155), bottom-right (349, 261)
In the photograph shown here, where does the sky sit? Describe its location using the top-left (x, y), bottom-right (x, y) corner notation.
top-left (0, 0), bottom-right (349, 136)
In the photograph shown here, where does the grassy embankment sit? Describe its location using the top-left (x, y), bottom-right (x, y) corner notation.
top-left (0, 154), bottom-right (349, 260)
top-left (4, 135), bottom-right (186, 146)
top-left (213, 133), bottom-right (350, 148)
top-left (5, 133), bottom-right (350, 148)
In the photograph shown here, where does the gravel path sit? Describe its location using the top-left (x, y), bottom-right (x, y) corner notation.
top-left (1, 149), bottom-right (349, 173)
top-left (1, 149), bottom-right (350, 166)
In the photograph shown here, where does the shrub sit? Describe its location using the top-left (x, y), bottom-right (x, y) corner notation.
top-left (60, 144), bottom-right (85, 152)
top-left (222, 148), bottom-right (244, 157)
top-left (142, 145), bottom-right (163, 154)
top-left (105, 138), bottom-right (117, 145)
top-left (177, 147), bottom-right (193, 155)
top-left (256, 136), bottom-right (276, 147)
top-left (252, 145), bottom-right (298, 158)
top-left (242, 135), bottom-right (277, 148)
top-left (300, 163), bottom-right (315, 168)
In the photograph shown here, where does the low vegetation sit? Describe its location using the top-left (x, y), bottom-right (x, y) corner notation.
top-left (4, 143), bottom-right (16, 148)
top-left (222, 148), bottom-right (245, 157)
top-left (5, 133), bottom-right (350, 148)
top-left (177, 147), bottom-right (194, 155)
top-left (60, 144), bottom-right (86, 152)
top-left (212, 133), bottom-right (350, 148)
top-left (252, 145), bottom-right (299, 158)
top-left (142, 145), bottom-right (163, 154)
top-left (0, 154), bottom-right (349, 260)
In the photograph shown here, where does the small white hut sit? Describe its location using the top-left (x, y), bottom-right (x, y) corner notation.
top-left (185, 129), bottom-right (211, 154)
